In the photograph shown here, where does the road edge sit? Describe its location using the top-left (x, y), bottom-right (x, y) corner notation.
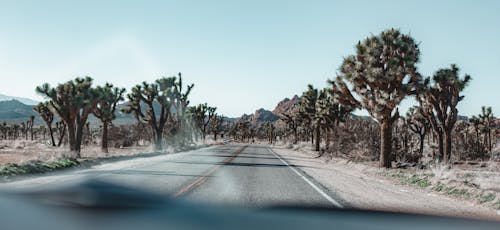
top-left (267, 147), bottom-right (346, 208)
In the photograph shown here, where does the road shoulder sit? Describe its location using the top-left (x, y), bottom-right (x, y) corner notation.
top-left (271, 145), bottom-right (500, 221)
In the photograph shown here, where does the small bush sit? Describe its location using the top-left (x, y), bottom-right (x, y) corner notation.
top-left (479, 193), bottom-right (496, 203)
top-left (0, 158), bottom-right (79, 176)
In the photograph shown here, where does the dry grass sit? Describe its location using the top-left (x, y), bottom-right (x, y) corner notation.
top-left (0, 140), bottom-right (152, 165)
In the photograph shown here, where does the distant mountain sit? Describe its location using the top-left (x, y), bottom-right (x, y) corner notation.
top-left (0, 99), bottom-right (37, 123)
top-left (231, 95), bottom-right (300, 128)
top-left (0, 93), bottom-right (38, 105)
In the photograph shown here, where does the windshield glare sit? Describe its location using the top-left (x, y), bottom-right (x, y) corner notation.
top-left (0, 0), bottom-right (499, 224)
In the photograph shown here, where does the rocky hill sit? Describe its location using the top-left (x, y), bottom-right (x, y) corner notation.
top-left (232, 95), bottom-right (301, 128)
top-left (272, 95), bottom-right (300, 116)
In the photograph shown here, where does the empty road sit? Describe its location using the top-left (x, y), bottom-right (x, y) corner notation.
top-left (0, 144), bottom-right (342, 207)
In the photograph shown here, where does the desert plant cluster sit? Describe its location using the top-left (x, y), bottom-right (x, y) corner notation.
top-left (1, 73), bottom-right (225, 160)
top-left (227, 29), bottom-right (498, 168)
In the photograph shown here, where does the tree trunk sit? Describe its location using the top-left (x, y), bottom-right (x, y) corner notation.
top-left (293, 128), bottom-right (298, 144)
top-left (379, 120), bottom-right (393, 168)
top-left (310, 129), bottom-right (314, 145)
top-left (45, 123), bottom-right (56, 147)
top-left (475, 130), bottom-right (480, 155)
top-left (214, 132), bottom-right (217, 141)
top-left (57, 125), bottom-right (66, 147)
top-left (75, 123), bottom-right (83, 158)
top-left (443, 130), bottom-right (452, 164)
top-left (314, 124), bottom-right (320, 151)
top-left (325, 129), bottom-right (331, 150)
top-left (67, 122), bottom-right (76, 152)
top-left (437, 131), bottom-right (443, 162)
top-left (488, 130), bottom-right (492, 157)
top-left (269, 130), bottom-right (273, 144)
top-left (419, 134), bottom-right (424, 155)
top-left (101, 122), bottom-right (109, 153)
top-left (154, 128), bottom-right (163, 151)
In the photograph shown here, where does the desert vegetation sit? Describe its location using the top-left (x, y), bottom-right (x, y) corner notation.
top-left (0, 73), bottom-right (225, 175)
top-left (227, 28), bottom-right (498, 169)
top-left (0, 28), bottom-right (497, 179)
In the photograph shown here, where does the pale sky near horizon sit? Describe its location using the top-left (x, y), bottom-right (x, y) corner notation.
top-left (0, 0), bottom-right (498, 117)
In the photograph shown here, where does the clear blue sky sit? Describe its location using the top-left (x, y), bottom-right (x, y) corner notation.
top-left (0, 0), bottom-right (498, 117)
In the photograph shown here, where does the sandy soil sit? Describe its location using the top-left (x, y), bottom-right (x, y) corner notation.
top-left (270, 143), bottom-right (500, 221)
top-left (0, 140), bottom-right (153, 165)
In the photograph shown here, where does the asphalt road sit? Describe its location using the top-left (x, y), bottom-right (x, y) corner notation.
top-left (0, 144), bottom-right (342, 207)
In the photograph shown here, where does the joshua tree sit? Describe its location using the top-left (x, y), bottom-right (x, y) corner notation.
top-left (36, 77), bottom-right (97, 157)
top-left (262, 122), bottom-right (275, 144)
top-left (20, 122), bottom-right (27, 140)
top-left (34, 102), bottom-right (56, 146)
top-left (26, 115), bottom-right (35, 141)
top-left (122, 77), bottom-right (179, 150)
top-left (188, 103), bottom-right (217, 140)
top-left (418, 64), bottom-right (471, 163)
top-left (406, 106), bottom-right (428, 155)
top-left (470, 106), bottom-right (494, 157)
top-left (230, 120), bottom-right (251, 142)
top-left (209, 114), bottom-right (224, 141)
top-left (240, 121), bottom-right (251, 142)
top-left (320, 86), bottom-right (354, 151)
top-left (330, 29), bottom-right (424, 167)
top-left (297, 85), bottom-right (322, 151)
top-left (280, 112), bottom-right (299, 144)
top-left (478, 106), bottom-right (494, 154)
top-left (172, 73), bottom-right (195, 145)
top-left (0, 122), bottom-right (7, 139)
top-left (469, 116), bottom-right (482, 155)
top-left (93, 83), bottom-right (125, 153)
top-left (12, 124), bottom-right (20, 140)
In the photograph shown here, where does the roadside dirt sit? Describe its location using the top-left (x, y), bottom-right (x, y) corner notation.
top-left (0, 140), bottom-right (156, 165)
top-left (271, 143), bottom-right (500, 221)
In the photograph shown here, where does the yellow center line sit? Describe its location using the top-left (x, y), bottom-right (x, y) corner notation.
top-left (173, 145), bottom-right (248, 198)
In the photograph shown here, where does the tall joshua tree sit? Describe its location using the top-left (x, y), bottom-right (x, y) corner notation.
top-left (122, 77), bottom-right (178, 150)
top-left (34, 102), bottom-right (56, 146)
top-left (93, 83), bottom-right (125, 153)
top-left (471, 106), bottom-right (494, 157)
top-left (37, 77), bottom-right (97, 157)
top-left (406, 106), bottom-right (428, 155)
top-left (298, 85), bottom-right (321, 150)
top-left (478, 106), bottom-right (494, 154)
top-left (331, 29), bottom-right (424, 167)
top-left (172, 73), bottom-right (195, 145)
top-left (418, 64), bottom-right (471, 163)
